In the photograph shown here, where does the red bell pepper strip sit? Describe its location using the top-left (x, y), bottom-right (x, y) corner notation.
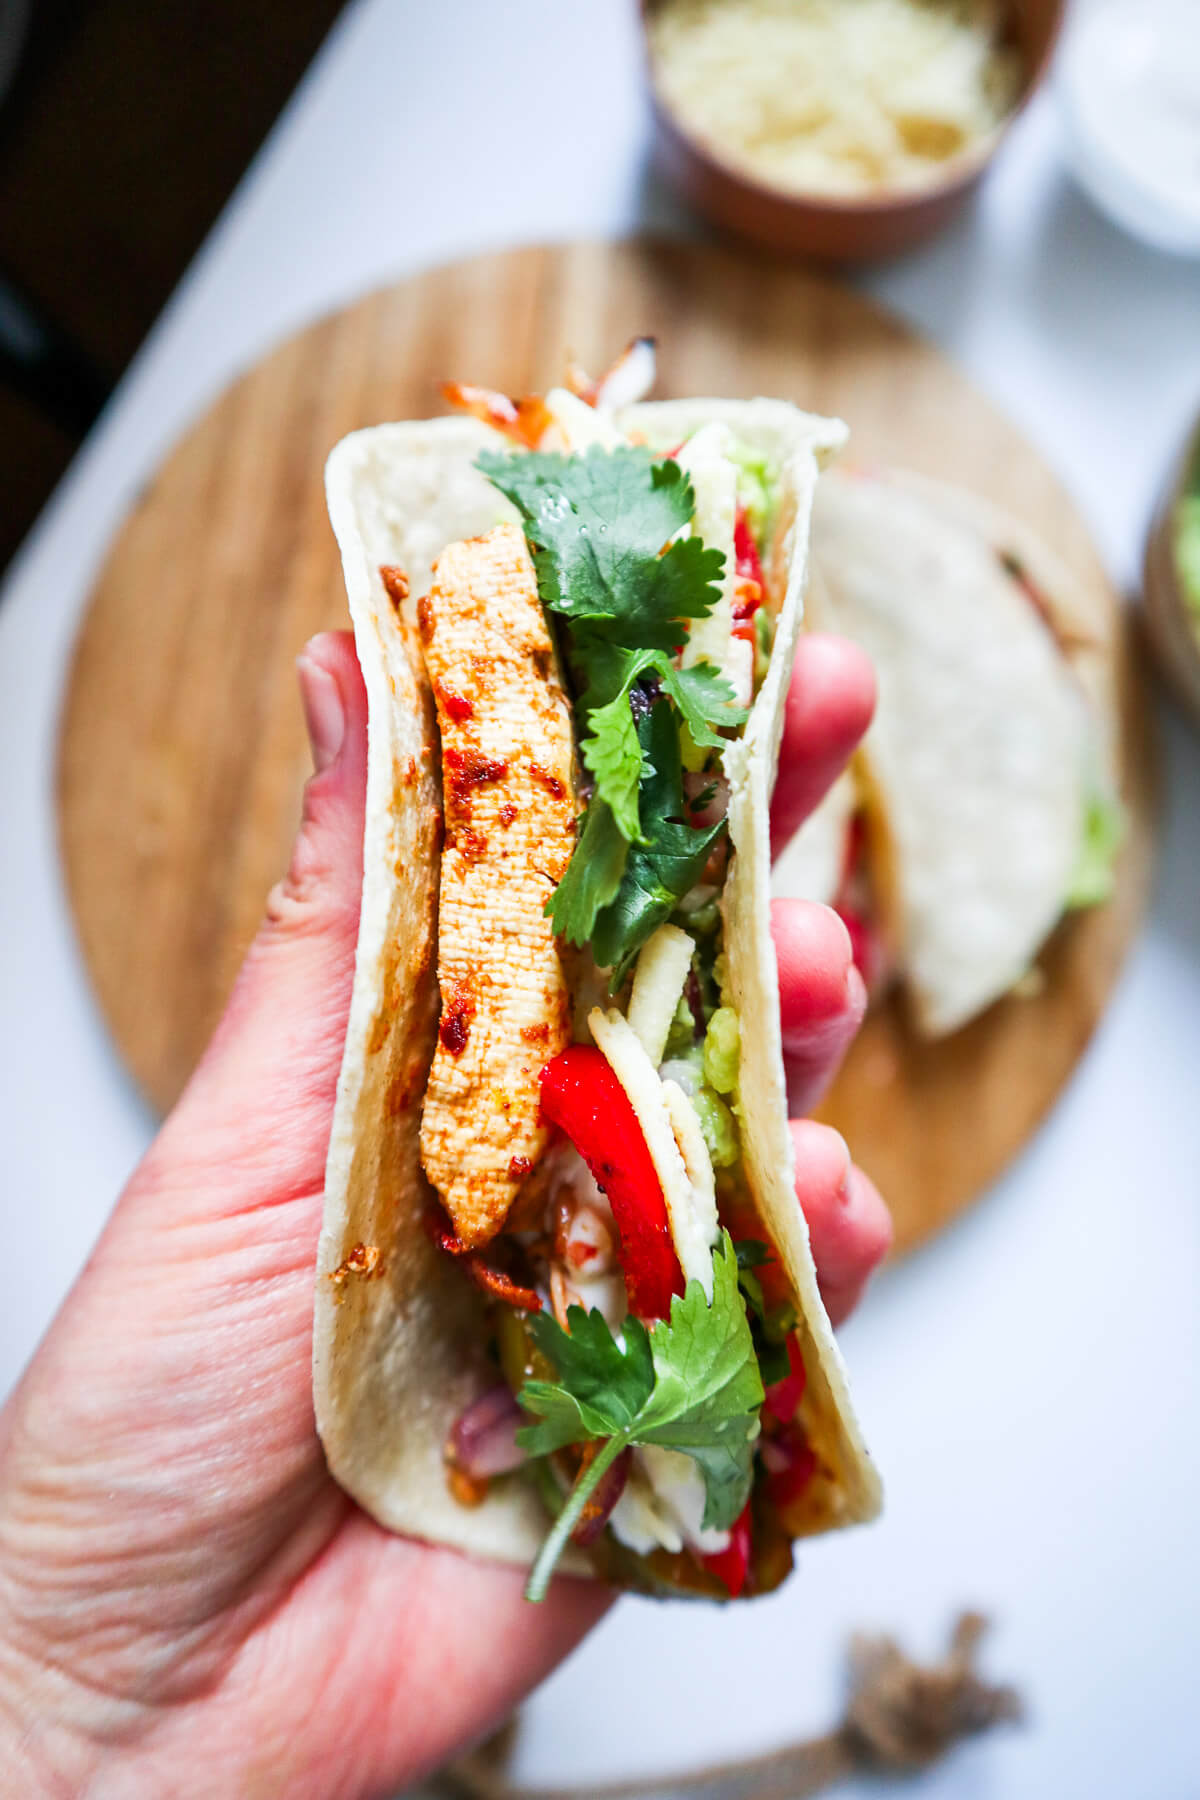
top-left (733, 506), bottom-right (766, 614)
top-left (539, 1046), bottom-right (685, 1321)
top-left (763, 1335), bottom-right (807, 1423)
top-left (701, 1499), bottom-right (752, 1598)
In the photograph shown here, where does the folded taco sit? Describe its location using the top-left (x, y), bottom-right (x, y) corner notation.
top-left (774, 466), bottom-right (1123, 1037)
top-left (314, 349), bottom-right (880, 1602)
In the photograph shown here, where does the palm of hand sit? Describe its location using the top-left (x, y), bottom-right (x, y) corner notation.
top-left (0, 633), bottom-right (887, 1798)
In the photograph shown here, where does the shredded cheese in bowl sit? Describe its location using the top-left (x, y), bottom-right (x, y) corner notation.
top-left (648, 0), bottom-right (1022, 199)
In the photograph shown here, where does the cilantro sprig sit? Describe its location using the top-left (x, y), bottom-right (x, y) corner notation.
top-left (516, 1233), bottom-right (763, 1601)
top-left (735, 1240), bottom-right (799, 1387)
top-left (477, 446), bottom-right (722, 646)
top-left (586, 703), bottom-right (724, 984)
top-left (478, 445), bottom-right (748, 975)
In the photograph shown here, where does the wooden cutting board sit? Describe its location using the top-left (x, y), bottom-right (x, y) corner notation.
top-left (56, 238), bottom-right (1156, 1255)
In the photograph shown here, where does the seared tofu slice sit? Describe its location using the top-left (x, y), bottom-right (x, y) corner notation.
top-left (419, 523), bottom-right (577, 1249)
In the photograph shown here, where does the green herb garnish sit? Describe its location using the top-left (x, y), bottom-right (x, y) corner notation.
top-left (478, 445), bottom-right (747, 972)
top-left (516, 1233), bottom-right (762, 1601)
top-left (734, 1240), bottom-right (798, 1387)
top-left (587, 702), bottom-right (724, 985)
top-left (479, 446), bottom-right (722, 646)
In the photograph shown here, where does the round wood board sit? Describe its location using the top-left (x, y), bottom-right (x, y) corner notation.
top-left (57, 238), bottom-right (1156, 1256)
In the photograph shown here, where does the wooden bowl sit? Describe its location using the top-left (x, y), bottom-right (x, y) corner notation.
top-left (641, 0), bottom-right (1065, 262)
top-left (1142, 414), bottom-right (1200, 729)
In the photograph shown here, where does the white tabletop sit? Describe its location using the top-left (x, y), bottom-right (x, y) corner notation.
top-left (2, 3), bottom-right (1198, 1795)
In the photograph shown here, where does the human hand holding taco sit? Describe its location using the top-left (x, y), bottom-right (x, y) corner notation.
top-left (0, 617), bottom-right (886, 1794)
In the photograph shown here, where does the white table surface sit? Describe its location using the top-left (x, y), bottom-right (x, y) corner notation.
top-left (2, 3), bottom-right (1199, 1795)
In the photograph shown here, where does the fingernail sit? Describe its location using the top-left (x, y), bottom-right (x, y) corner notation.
top-left (297, 654), bottom-right (345, 774)
top-left (844, 961), bottom-right (867, 1017)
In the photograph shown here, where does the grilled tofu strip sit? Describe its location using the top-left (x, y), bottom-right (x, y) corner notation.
top-left (418, 523), bottom-right (577, 1249)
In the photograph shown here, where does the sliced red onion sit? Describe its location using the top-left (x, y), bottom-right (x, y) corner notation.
top-left (677, 882), bottom-right (718, 915)
top-left (593, 336), bottom-right (657, 410)
top-left (683, 771), bottom-right (730, 827)
top-left (449, 1385), bottom-right (528, 1479)
top-left (571, 1447), bottom-right (632, 1546)
top-left (762, 1427), bottom-right (817, 1507)
top-left (759, 1436), bottom-right (793, 1476)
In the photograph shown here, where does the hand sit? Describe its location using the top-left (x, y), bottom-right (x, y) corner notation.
top-left (0, 631), bottom-right (890, 1797)
top-left (771, 633), bottom-right (892, 1326)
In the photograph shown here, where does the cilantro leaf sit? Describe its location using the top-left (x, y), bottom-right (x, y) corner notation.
top-left (591, 702), bottom-right (724, 985)
top-left (734, 1239), bottom-right (797, 1387)
top-left (575, 640), bottom-right (656, 715)
top-left (579, 659), bottom-right (657, 841)
top-left (734, 1240), bottom-right (772, 1322)
top-left (544, 798), bottom-right (628, 947)
top-left (519, 1311), bottom-right (654, 1455)
top-left (636, 1235), bottom-right (765, 1528)
top-left (591, 828), bottom-right (719, 987)
top-left (549, 699), bottom-right (724, 975)
top-left (638, 536), bottom-right (727, 650)
top-left (578, 650), bottom-right (741, 846)
top-left (658, 659), bottom-right (747, 749)
top-left (515, 1234), bottom-right (762, 1600)
top-left (478, 447), bottom-right (722, 643)
top-left (477, 445), bottom-right (741, 977)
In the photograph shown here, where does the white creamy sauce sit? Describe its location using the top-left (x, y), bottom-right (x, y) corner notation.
top-left (609, 1446), bottom-right (732, 1557)
top-left (569, 1265), bottom-right (627, 1332)
top-left (1060, 0), bottom-right (1200, 253)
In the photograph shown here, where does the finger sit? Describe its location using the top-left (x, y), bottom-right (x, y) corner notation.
top-left (148, 631), bottom-right (368, 1207)
top-left (771, 635), bottom-right (875, 855)
top-left (773, 898), bottom-right (866, 1116)
top-left (790, 1121), bottom-right (892, 1325)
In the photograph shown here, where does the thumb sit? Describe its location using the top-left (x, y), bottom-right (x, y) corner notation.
top-left (147, 630), bottom-right (369, 1207)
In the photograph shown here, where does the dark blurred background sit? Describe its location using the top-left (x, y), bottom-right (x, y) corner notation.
top-left (0, 0), bottom-right (342, 570)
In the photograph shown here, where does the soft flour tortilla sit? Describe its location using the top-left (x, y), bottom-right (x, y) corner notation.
top-left (313, 402), bottom-right (881, 1577)
top-left (793, 467), bottom-right (1108, 1039)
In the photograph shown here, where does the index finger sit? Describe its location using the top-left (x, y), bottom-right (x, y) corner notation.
top-left (771, 635), bottom-right (875, 856)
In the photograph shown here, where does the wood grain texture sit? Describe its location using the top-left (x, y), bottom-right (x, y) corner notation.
top-left (56, 238), bottom-right (1156, 1254)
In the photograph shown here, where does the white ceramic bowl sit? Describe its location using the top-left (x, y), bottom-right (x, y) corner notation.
top-left (1057, 0), bottom-right (1200, 256)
